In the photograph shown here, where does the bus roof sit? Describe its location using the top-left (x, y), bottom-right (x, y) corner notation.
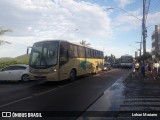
top-left (121, 55), bottom-right (133, 57)
top-left (34, 39), bottom-right (103, 52)
top-left (35, 39), bottom-right (68, 43)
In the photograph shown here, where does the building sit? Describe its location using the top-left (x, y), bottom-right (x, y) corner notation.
top-left (135, 51), bottom-right (138, 58)
top-left (151, 25), bottom-right (160, 59)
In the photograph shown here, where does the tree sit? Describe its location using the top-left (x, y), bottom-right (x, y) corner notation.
top-left (104, 55), bottom-right (108, 62)
top-left (138, 52), bottom-right (152, 61)
top-left (0, 27), bottom-right (12, 45)
top-left (80, 40), bottom-right (90, 46)
top-left (104, 54), bottom-right (116, 63)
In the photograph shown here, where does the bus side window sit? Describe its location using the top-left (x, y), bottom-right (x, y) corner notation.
top-left (69, 44), bottom-right (78, 58)
top-left (60, 42), bottom-right (68, 66)
top-left (78, 46), bottom-right (85, 58)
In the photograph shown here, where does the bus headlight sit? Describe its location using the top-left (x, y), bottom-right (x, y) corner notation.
top-left (50, 68), bottom-right (57, 72)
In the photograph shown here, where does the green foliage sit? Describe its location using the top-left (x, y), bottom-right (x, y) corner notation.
top-left (138, 52), bottom-right (152, 61)
top-left (0, 27), bottom-right (12, 45)
top-left (104, 55), bottom-right (108, 62)
top-left (104, 54), bottom-right (116, 63)
top-left (0, 54), bottom-right (29, 69)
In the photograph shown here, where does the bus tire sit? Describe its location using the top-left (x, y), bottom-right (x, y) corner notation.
top-left (69, 69), bottom-right (76, 82)
top-left (94, 66), bottom-right (98, 74)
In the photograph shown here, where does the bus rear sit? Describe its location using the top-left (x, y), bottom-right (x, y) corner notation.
top-left (120, 55), bottom-right (133, 68)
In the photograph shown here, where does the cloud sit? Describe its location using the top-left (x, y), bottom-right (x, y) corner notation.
top-left (117, 0), bottom-right (134, 8)
top-left (147, 12), bottom-right (160, 26)
top-left (0, 0), bottom-right (112, 41)
top-left (112, 8), bottom-right (142, 32)
top-left (0, 36), bottom-right (42, 58)
top-left (0, 0), bottom-right (113, 57)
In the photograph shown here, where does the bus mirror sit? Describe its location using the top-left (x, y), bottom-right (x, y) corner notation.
top-left (27, 46), bottom-right (32, 54)
top-left (27, 48), bottom-right (29, 54)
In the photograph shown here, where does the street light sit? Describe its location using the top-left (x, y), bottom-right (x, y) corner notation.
top-left (128, 45), bottom-right (138, 49)
top-left (107, 7), bottom-right (145, 56)
top-left (129, 45), bottom-right (139, 58)
top-left (106, 7), bottom-right (142, 21)
top-left (73, 28), bottom-right (78, 40)
top-left (60, 27), bottom-right (78, 40)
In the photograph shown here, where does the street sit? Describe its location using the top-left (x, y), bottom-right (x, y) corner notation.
top-left (0, 68), bottom-right (131, 119)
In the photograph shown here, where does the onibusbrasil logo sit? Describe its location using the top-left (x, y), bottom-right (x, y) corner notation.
top-left (1, 112), bottom-right (42, 118)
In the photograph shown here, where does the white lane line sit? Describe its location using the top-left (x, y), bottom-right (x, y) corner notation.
top-left (95, 69), bottom-right (117, 76)
top-left (33, 88), bottom-right (57, 96)
top-left (58, 82), bottom-right (77, 88)
top-left (34, 79), bottom-right (85, 96)
top-left (0, 88), bottom-right (58, 108)
top-left (0, 71), bottom-right (108, 108)
top-left (0, 82), bottom-right (77, 108)
top-left (0, 96), bottom-right (32, 108)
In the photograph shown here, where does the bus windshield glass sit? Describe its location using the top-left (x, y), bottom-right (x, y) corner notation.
top-left (29, 41), bottom-right (59, 68)
top-left (121, 56), bottom-right (133, 63)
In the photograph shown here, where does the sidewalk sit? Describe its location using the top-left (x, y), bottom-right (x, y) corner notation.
top-left (78, 71), bottom-right (160, 119)
top-left (125, 72), bottom-right (160, 97)
top-left (120, 73), bottom-right (160, 111)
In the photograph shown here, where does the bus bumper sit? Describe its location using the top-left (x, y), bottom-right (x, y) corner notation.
top-left (29, 72), bottom-right (58, 81)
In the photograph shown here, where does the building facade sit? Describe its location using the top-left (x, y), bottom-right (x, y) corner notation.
top-left (151, 25), bottom-right (160, 59)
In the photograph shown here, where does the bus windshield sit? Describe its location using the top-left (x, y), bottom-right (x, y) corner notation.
top-left (29, 41), bottom-right (59, 68)
top-left (121, 56), bottom-right (133, 63)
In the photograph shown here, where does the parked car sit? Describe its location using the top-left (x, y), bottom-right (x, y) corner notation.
top-left (0, 64), bottom-right (29, 81)
top-left (103, 63), bottom-right (111, 71)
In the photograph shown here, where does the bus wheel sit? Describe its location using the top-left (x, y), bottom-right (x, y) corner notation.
top-left (69, 69), bottom-right (76, 82)
top-left (94, 70), bottom-right (98, 74)
top-left (94, 66), bottom-right (98, 74)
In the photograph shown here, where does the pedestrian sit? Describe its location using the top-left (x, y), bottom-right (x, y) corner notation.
top-left (148, 63), bottom-right (152, 77)
top-left (152, 60), bottom-right (160, 80)
top-left (145, 62), bottom-right (148, 76)
top-left (154, 60), bottom-right (159, 73)
top-left (134, 61), bottom-right (140, 76)
top-left (141, 61), bottom-right (145, 77)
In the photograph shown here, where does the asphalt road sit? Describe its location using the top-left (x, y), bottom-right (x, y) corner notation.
top-left (0, 68), bottom-right (131, 119)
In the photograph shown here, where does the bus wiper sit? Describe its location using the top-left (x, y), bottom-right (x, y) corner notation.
top-left (41, 56), bottom-right (48, 66)
top-left (32, 55), bottom-right (48, 67)
top-left (33, 55), bottom-right (40, 65)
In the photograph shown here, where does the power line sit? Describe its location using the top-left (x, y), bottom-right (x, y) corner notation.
top-left (145, 0), bottom-right (151, 24)
top-left (115, 6), bottom-right (142, 21)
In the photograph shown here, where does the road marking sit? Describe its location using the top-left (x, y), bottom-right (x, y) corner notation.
top-left (0, 81), bottom-right (80, 108)
top-left (0, 96), bottom-right (32, 108)
top-left (95, 69), bottom-right (118, 76)
top-left (33, 88), bottom-right (57, 96)
top-left (0, 70), bottom-right (122, 109)
top-left (0, 88), bottom-right (58, 108)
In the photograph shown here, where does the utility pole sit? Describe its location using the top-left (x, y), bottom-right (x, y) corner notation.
top-left (142, 0), bottom-right (147, 55)
top-left (136, 42), bottom-right (142, 57)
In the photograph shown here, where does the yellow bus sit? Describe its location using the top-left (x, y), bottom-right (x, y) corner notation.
top-left (29, 40), bottom-right (104, 81)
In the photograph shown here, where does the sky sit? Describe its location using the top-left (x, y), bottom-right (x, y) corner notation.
top-left (0, 0), bottom-right (160, 58)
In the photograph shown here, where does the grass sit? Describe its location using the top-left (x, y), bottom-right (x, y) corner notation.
top-left (0, 54), bottom-right (30, 68)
